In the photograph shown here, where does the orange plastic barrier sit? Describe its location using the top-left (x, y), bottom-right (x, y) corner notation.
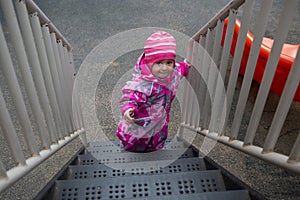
top-left (221, 19), bottom-right (300, 101)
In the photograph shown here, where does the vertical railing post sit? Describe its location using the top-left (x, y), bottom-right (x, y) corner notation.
top-left (15, 0), bottom-right (57, 144)
top-left (0, 0), bottom-right (39, 155)
top-left (179, 39), bottom-right (193, 138)
top-left (245, 0), bottom-right (298, 147)
top-left (210, 10), bottom-right (236, 135)
top-left (230, 0), bottom-right (273, 139)
top-left (201, 29), bottom-right (214, 129)
top-left (73, 94), bottom-right (80, 130)
top-left (224, 0), bottom-right (255, 134)
top-left (76, 95), bottom-right (87, 145)
top-left (49, 31), bottom-right (70, 136)
top-left (219, 10), bottom-right (237, 82)
top-left (66, 49), bottom-right (77, 129)
top-left (190, 41), bottom-right (201, 128)
top-left (212, 9), bottom-right (237, 134)
top-left (209, 20), bottom-right (224, 99)
top-left (196, 35), bottom-right (207, 129)
top-left (186, 41), bottom-right (199, 127)
top-left (29, 12), bottom-right (64, 140)
top-left (51, 34), bottom-right (72, 134)
top-left (0, 85), bottom-right (26, 166)
top-left (261, 39), bottom-right (300, 151)
top-left (63, 46), bottom-right (74, 97)
top-left (72, 82), bottom-right (86, 144)
top-left (182, 39), bottom-right (194, 124)
top-left (195, 36), bottom-right (206, 130)
top-left (41, 25), bottom-right (67, 138)
top-left (1, 0), bottom-right (50, 149)
top-left (57, 41), bottom-right (71, 127)
top-left (76, 94), bottom-right (85, 129)
top-left (67, 51), bottom-right (76, 81)
top-left (60, 40), bottom-right (74, 131)
top-left (206, 20), bottom-right (224, 133)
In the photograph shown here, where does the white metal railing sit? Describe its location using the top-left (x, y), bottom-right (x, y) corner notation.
top-left (0, 0), bottom-right (85, 192)
top-left (180, 0), bottom-right (300, 174)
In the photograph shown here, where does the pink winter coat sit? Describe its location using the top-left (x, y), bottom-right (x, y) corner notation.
top-left (116, 53), bottom-right (189, 152)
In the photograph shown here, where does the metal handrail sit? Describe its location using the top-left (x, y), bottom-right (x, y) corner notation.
top-left (191, 0), bottom-right (245, 41)
top-left (25, 0), bottom-right (72, 51)
top-left (0, 130), bottom-right (83, 192)
top-left (181, 0), bottom-right (300, 174)
top-left (0, 0), bottom-right (85, 192)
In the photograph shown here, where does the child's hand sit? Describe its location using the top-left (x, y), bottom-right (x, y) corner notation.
top-left (184, 59), bottom-right (192, 68)
top-left (124, 108), bottom-right (135, 123)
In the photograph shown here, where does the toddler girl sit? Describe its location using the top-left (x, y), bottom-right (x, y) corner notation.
top-left (116, 31), bottom-right (190, 152)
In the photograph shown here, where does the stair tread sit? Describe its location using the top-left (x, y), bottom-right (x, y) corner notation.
top-left (86, 141), bottom-right (185, 153)
top-left (54, 170), bottom-right (226, 199)
top-left (88, 137), bottom-right (177, 148)
top-left (66, 157), bottom-right (207, 179)
top-left (76, 148), bottom-right (195, 165)
top-left (125, 190), bottom-right (251, 200)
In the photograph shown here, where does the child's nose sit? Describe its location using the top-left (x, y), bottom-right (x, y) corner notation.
top-left (161, 63), bottom-right (168, 69)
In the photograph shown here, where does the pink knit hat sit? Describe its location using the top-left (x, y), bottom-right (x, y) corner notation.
top-left (144, 31), bottom-right (176, 67)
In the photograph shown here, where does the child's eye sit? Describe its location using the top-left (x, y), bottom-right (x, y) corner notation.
top-left (166, 61), bottom-right (173, 65)
top-left (156, 61), bottom-right (162, 65)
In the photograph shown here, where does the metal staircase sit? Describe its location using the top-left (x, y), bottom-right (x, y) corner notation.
top-left (1, 1), bottom-right (299, 199)
top-left (38, 138), bottom-right (255, 200)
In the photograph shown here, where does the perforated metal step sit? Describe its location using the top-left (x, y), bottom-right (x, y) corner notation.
top-left (88, 136), bottom-right (177, 148)
top-left (130, 190), bottom-right (251, 200)
top-left (85, 141), bottom-right (185, 154)
top-left (65, 157), bottom-right (206, 179)
top-left (53, 170), bottom-right (225, 200)
top-left (75, 148), bottom-right (195, 165)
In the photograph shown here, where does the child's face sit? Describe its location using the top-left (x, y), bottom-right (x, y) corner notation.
top-left (151, 60), bottom-right (174, 79)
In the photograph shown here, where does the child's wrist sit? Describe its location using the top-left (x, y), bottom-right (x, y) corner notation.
top-left (124, 108), bottom-right (134, 117)
top-left (184, 59), bottom-right (192, 67)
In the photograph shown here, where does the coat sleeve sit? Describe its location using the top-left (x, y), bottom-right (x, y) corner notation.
top-left (119, 88), bottom-right (147, 116)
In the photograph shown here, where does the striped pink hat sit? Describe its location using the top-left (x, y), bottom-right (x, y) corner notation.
top-left (144, 31), bottom-right (176, 67)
